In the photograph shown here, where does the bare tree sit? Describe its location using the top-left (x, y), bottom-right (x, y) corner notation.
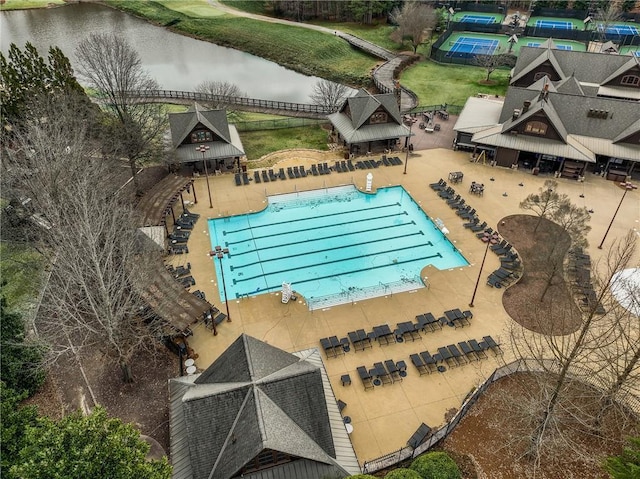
top-left (75, 33), bottom-right (167, 197)
top-left (504, 232), bottom-right (639, 472)
top-left (473, 51), bottom-right (516, 83)
top-left (390, 2), bottom-right (438, 54)
top-left (591, 232), bottom-right (640, 406)
top-left (520, 180), bottom-right (563, 233)
top-left (195, 80), bottom-right (246, 122)
top-left (3, 94), bottom-right (167, 383)
top-left (309, 79), bottom-right (351, 112)
top-left (594, 4), bottom-right (622, 43)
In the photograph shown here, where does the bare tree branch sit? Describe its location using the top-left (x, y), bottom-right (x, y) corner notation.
top-left (309, 79), bottom-right (351, 112)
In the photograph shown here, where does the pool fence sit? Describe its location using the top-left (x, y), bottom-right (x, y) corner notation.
top-left (361, 358), bottom-right (640, 474)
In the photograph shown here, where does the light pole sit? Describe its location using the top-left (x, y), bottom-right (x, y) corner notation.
top-left (213, 245), bottom-right (232, 322)
top-left (403, 116), bottom-right (417, 175)
top-left (196, 144), bottom-right (213, 208)
top-left (598, 182), bottom-right (636, 249)
top-left (469, 235), bottom-right (491, 307)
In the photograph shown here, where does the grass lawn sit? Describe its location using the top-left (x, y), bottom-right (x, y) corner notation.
top-left (402, 59), bottom-right (509, 107)
top-left (158, 0), bottom-right (225, 18)
top-left (0, 0), bottom-right (64, 10)
top-left (241, 125), bottom-right (329, 161)
top-left (0, 242), bottom-right (45, 311)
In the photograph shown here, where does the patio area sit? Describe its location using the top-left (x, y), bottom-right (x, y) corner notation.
top-left (166, 147), bottom-right (639, 467)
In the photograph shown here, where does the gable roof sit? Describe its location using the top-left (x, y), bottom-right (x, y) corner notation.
top-left (601, 55), bottom-right (640, 85)
top-left (328, 89), bottom-right (410, 144)
top-left (554, 76), bottom-right (585, 96)
top-left (501, 99), bottom-right (568, 141)
top-left (168, 103), bottom-right (245, 162)
top-left (170, 335), bottom-right (353, 479)
top-left (511, 45), bottom-right (640, 86)
top-left (169, 103), bottom-right (232, 147)
top-left (510, 43), bottom-right (566, 84)
top-left (613, 118), bottom-right (640, 144)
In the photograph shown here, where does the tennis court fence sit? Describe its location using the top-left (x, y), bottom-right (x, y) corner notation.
top-left (361, 358), bottom-right (640, 475)
top-left (523, 26), bottom-right (591, 42)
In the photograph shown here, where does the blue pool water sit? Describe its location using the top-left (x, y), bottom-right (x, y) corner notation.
top-left (208, 185), bottom-right (468, 309)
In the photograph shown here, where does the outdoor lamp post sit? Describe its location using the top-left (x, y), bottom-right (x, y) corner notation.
top-left (403, 116), bottom-right (417, 175)
top-left (196, 144), bottom-right (213, 208)
top-left (598, 181), bottom-right (636, 249)
top-left (469, 235), bottom-right (491, 307)
top-left (214, 245), bottom-right (232, 322)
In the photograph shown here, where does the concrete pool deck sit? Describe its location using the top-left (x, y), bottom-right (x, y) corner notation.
top-left (167, 148), bottom-right (639, 467)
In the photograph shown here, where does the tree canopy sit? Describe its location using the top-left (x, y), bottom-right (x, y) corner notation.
top-left (0, 42), bottom-right (86, 129)
top-left (10, 407), bottom-right (171, 479)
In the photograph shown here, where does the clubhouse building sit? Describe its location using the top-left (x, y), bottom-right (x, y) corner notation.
top-left (454, 40), bottom-right (640, 181)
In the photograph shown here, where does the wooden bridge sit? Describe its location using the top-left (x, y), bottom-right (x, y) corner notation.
top-left (129, 29), bottom-right (419, 116)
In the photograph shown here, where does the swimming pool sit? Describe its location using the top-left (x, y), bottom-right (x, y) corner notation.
top-left (208, 185), bottom-right (468, 309)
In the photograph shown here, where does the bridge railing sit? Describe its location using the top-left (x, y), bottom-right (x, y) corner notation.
top-left (129, 90), bottom-right (334, 114)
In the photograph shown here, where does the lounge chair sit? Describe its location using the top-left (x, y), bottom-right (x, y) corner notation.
top-left (347, 160), bottom-right (355, 171)
top-left (410, 353), bottom-right (429, 376)
top-left (373, 362), bottom-right (393, 385)
top-left (407, 423), bottom-right (432, 448)
top-left (463, 217), bottom-right (480, 228)
top-left (356, 366), bottom-right (374, 390)
top-left (429, 178), bottom-right (446, 190)
top-left (320, 338), bottom-right (335, 358)
top-left (447, 344), bottom-right (468, 366)
top-left (242, 172), bottom-right (250, 185)
top-left (213, 312), bottom-right (227, 325)
top-left (278, 168), bottom-right (286, 180)
top-left (287, 167), bottom-right (294, 179)
top-left (262, 170), bottom-right (269, 182)
top-left (311, 164), bottom-right (319, 176)
top-left (476, 227), bottom-right (493, 238)
top-left (468, 221), bottom-right (487, 232)
top-left (458, 341), bottom-right (478, 361)
top-left (487, 274), bottom-right (503, 288)
top-left (483, 335), bottom-right (503, 356)
top-left (254, 170), bottom-right (261, 183)
top-left (269, 169), bottom-right (278, 181)
top-left (419, 351), bottom-right (438, 373)
top-left (293, 166), bottom-right (300, 178)
top-left (179, 275), bottom-right (196, 288)
top-left (446, 194), bottom-right (461, 205)
top-left (299, 166), bottom-right (307, 177)
top-left (469, 339), bottom-right (488, 359)
top-left (384, 359), bottom-right (402, 382)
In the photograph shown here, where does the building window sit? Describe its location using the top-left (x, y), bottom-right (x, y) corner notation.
top-left (370, 112), bottom-right (388, 124)
top-left (191, 130), bottom-right (212, 143)
top-left (533, 72), bottom-right (549, 81)
top-left (620, 75), bottom-right (639, 86)
top-left (524, 121), bottom-right (547, 135)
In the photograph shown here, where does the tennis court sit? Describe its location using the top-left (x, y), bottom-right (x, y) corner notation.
top-left (527, 42), bottom-right (573, 50)
top-left (446, 36), bottom-right (499, 56)
top-left (534, 19), bottom-right (575, 30)
top-left (459, 14), bottom-right (498, 24)
top-left (598, 24), bottom-right (639, 35)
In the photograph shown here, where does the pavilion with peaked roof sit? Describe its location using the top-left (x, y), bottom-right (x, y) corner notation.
top-left (169, 103), bottom-right (245, 174)
top-left (169, 334), bottom-right (359, 479)
top-left (328, 89), bottom-right (411, 155)
top-left (453, 41), bottom-right (640, 180)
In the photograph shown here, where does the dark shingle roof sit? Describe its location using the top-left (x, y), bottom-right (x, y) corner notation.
top-left (511, 45), bottom-right (640, 85)
top-left (499, 87), bottom-right (640, 141)
top-left (170, 334), bottom-right (347, 479)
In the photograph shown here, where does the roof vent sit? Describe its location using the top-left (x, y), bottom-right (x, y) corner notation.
top-left (512, 109), bottom-right (521, 120)
top-left (522, 100), bottom-right (531, 113)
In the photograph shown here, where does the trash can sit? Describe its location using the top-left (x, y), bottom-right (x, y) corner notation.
top-left (532, 167), bottom-right (540, 176)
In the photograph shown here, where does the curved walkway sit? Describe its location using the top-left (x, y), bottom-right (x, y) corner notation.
top-left (208, 0), bottom-right (418, 111)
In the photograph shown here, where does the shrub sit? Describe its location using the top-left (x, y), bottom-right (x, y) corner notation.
top-left (349, 475), bottom-right (377, 479)
top-left (410, 452), bottom-right (461, 479)
top-left (385, 467), bottom-right (423, 479)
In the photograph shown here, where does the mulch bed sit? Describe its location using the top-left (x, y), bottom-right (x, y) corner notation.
top-left (498, 214), bottom-right (583, 335)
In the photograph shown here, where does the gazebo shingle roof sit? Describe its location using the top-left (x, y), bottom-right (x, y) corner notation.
top-left (170, 334), bottom-right (350, 479)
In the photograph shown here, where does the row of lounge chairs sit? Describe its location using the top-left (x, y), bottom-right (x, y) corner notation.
top-left (320, 309), bottom-right (473, 359)
top-left (410, 335), bottom-right (502, 374)
top-left (169, 211), bottom-right (199, 255)
top-left (356, 359), bottom-right (407, 390)
top-left (429, 180), bottom-right (524, 290)
top-left (568, 249), bottom-right (605, 314)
